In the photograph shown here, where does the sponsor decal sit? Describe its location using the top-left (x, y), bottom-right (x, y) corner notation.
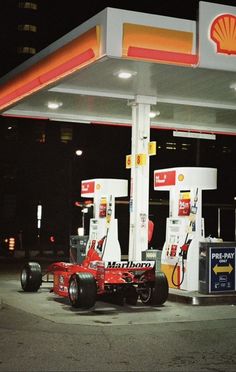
top-left (59, 275), bottom-right (64, 284)
top-left (105, 261), bottom-right (155, 269)
top-left (54, 275), bottom-right (59, 286)
top-left (59, 285), bottom-right (67, 292)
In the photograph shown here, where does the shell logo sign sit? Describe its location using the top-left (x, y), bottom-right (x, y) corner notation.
top-left (199, 2), bottom-right (236, 71)
top-left (210, 14), bottom-right (236, 55)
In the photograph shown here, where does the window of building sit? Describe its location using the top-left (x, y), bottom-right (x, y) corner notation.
top-left (35, 125), bottom-right (46, 143)
top-left (222, 146), bottom-right (232, 154)
top-left (18, 24), bottom-right (37, 32)
top-left (165, 141), bottom-right (177, 150)
top-left (18, 2), bottom-right (38, 10)
top-left (60, 125), bottom-right (73, 143)
top-left (17, 46), bottom-right (36, 55)
top-left (180, 143), bottom-right (191, 151)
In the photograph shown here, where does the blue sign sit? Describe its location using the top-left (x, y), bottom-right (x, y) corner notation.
top-left (209, 247), bottom-right (235, 293)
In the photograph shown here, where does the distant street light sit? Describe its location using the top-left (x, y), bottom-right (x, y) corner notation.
top-left (37, 203), bottom-right (42, 255)
top-left (67, 148), bottom-right (84, 255)
top-left (75, 149), bottom-right (83, 156)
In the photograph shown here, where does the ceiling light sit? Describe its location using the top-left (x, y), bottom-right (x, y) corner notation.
top-left (149, 111), bottom-right (160, 118)
top-left (114, 70), bottom-right (137, 79)
top-left (47, 101), bottom-right (63, 109)
top-left (118, 72), bottom-right (132, 79)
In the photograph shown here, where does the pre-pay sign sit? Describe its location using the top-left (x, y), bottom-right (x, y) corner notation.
top-left (210, 247), bottom-right (235, 293)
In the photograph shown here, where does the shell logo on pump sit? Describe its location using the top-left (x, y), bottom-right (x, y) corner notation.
top-left (210, 14), bottom-right (236, 55)
top-left (178, 174), bottom-right (185, 182)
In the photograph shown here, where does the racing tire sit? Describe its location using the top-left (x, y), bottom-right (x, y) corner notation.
top-left (68, 272), bottom-right (97, 309)
top-left (140, 272), bottom-right (169, 306)
top-left (20, 262), bottom-right (42, 292)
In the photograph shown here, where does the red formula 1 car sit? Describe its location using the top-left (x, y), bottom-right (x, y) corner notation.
top-left (20, 240), bottom-right (169, 309)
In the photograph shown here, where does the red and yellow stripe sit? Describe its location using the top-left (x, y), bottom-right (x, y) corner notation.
top-left (0, 26), bottom-right (100, 111)
top-left (123, 23), bottom-right (198, 66)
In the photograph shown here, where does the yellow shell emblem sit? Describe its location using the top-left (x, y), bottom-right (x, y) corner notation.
top-left (178, 174), bottom-right (184, 182)
top-left (210, 14), bottom-right (236, 55)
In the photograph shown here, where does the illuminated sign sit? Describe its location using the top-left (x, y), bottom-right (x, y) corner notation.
top-left (154, 170), bottom-right (176, 187)
top-left (126, 154), bottom-right (132, 169)
top-left (210, 14), bottom-right (236, 55)
top-left (81, 181), bottom-right (95, 194)
top-left (135, 153), bottom-right (146, 166)
top-left (199, 2), bottom-right (236, 71)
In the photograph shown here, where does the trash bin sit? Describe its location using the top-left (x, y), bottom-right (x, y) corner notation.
top-left (142, 249), bottom-right (162, 272)
top-left (69, 235), bottom-right (88, 264)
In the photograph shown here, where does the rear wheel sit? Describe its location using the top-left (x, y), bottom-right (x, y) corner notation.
top-left (68, 272), bottom-right (97, 309)
top-left (20, 262), bottom-right (42, 292)
top-left (140, 272), bottom-right (169, 306)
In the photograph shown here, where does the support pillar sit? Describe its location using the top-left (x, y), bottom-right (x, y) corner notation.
top-left (128, 95), bottom-right (157, 260)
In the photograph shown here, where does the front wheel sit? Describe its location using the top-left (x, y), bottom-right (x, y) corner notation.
top-left (20, 262), bottom-right (42, 292)
top-left (68, 272), bottom-right (97, 309)
top-left (139, 271), bottom-right (169, 306)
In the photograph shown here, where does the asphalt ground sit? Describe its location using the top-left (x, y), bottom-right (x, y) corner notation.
top-left (0, 258), bottom-right (236, 371)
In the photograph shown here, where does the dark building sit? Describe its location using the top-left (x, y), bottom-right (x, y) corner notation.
top-left (0, 1), bottom-right (40, 75)
top-left (0, 1), bottom-right (235, 256)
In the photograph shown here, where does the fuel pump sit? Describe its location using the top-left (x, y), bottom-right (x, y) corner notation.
top-left (81, 178), bottom-right (128, 261)
top-left (154, 167), bottom-right (217, 291)
top-left (171, 188), bottom-right (198, 287)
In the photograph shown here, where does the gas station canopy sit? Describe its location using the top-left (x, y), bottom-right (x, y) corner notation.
top-left (0, 2), bottom-right (236, 135)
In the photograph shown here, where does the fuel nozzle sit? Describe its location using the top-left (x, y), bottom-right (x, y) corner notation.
top-left (96, 236), bottom-right (106, 252)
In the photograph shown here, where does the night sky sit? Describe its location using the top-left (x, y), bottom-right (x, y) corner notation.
top-left (36, 0), bottom-right (236, 51)
top-left (1, 0), bottom-right (236, 75)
